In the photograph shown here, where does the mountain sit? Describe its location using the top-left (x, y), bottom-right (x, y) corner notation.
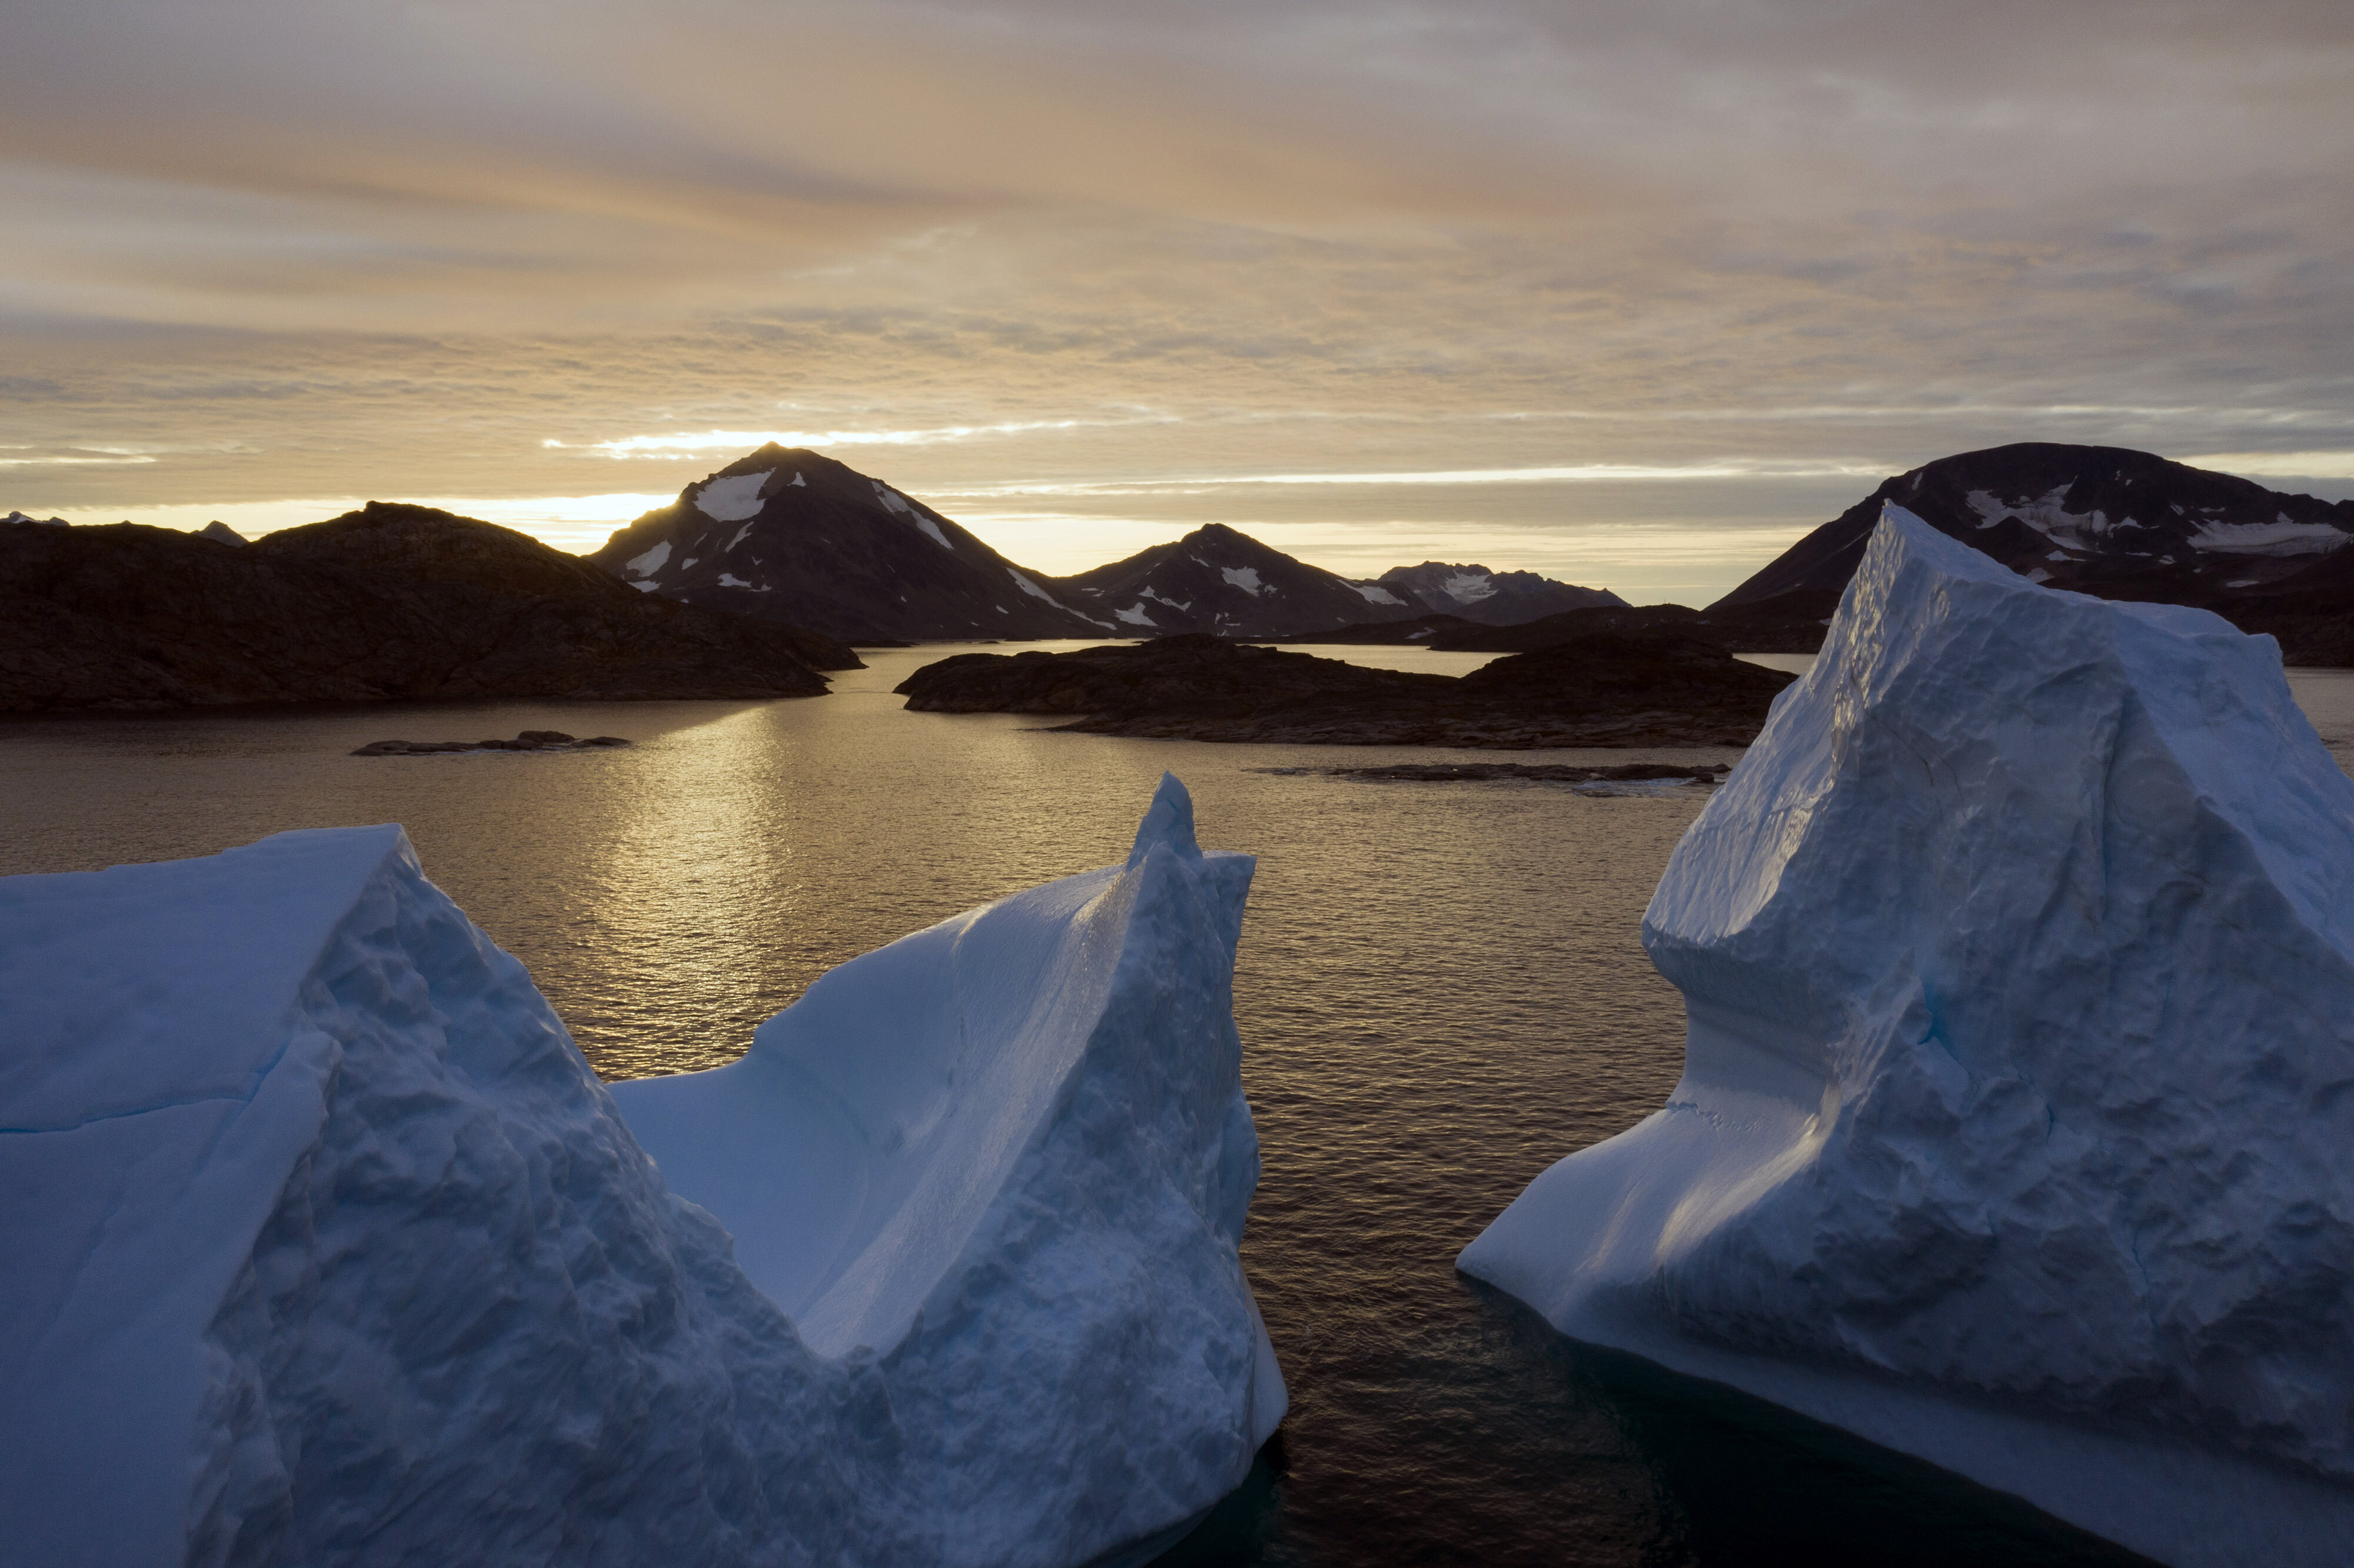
top-left (1048, 522), bottom-right (1423, 640)
top-left (198, 520), bottom-right (247, 546)
top-left (1372, 562), bottom-right (1624, 623)
top-left (1715, 445), bottom-right (2354, 640)
top-left (2, 503), bottom-right (855, 711)
top-left (587, 446), bottom-right (1109, 643)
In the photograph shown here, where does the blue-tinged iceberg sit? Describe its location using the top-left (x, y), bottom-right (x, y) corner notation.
top-left (1461, 506), bottom-right (2354, 1568)
top-left (0, 774), bottom-right (1281, 1567)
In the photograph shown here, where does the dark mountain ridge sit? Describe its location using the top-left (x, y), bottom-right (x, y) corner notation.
top-left (587, 446), bottom-right (1109, 643)
top-left (1715, 445), bottom-right (2354, 662)
top-left (1374, 561), bottom-right (1625, 624)
top-left (2, 503), bottom-right (853, 712)
top-left (591, 447), bottom-right (1637, 643)
top-left (1045, 522), bottom-right (1424, 640)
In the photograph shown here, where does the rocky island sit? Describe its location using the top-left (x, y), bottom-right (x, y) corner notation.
top-left (896, 631), bottom-right (1794, 747)
top-left (1, 503), bottom-right (859, 711)
top-left (1293, 593), bottom-right (1842, 655)
top-left (351, 730), bottom-right (631, 756)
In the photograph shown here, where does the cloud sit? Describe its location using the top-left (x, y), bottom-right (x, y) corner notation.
top-left (3, 0), bottom-right (2349, 603)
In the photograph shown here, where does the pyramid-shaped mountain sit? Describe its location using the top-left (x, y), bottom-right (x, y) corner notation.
top-left (1716, 443), bottom-right (2354, 610)
top-left (588, 447), bottom-right (1110, 642)
top-left (1374, 562), bottom-right (1624, 624)
top-left (1048, 522), bottom-right (1426, 640)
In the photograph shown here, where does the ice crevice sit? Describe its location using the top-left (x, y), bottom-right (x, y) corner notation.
top-left (0, 775), bottom-right (1282, 1567)
top-left (1461, 504), bottom-right (2354, 1568)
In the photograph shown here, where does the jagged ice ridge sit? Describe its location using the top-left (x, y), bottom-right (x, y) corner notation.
top-left (1461, 505), bottom-right (2354, 1568)
top-left (0, 774), bottom-right (1281, 1567)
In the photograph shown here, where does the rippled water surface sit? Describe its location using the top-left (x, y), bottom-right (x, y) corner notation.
top-left (8, 647), bottom-right (2349, 1566)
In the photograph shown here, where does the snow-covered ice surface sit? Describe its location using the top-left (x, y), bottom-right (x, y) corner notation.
top-left (1461, 505), bottom-right (2354, 1568)
top-left (0, 775), bottom-right (1282, 1567)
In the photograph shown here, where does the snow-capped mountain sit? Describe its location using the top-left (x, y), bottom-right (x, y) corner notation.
top-left (588, 447), bottom-right (1110, 642)
top-left (1716, 443), bottom-right (2354, 610)
top-left (1048, 522), bottom-right (1425, 640)
top-left (1372, 561), bottom-right (1624, 624)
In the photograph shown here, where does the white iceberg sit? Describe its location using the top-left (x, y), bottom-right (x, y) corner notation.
top-left (610, 771), bottom-right (1286, 1559)
top-left (1461, 505), bottom-right (2354, 1568)
top-left (0, 774), bottom-right (1281, 1567)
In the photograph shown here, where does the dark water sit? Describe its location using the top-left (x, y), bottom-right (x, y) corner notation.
top-left (8, 651), bottom-right (2351, 1566)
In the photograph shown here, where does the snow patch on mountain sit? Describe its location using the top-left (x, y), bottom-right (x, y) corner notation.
top-left (1115, 602), bottom-right (1158, 627)
top-left (1221, 567), bottom-right (1268, 597)
top-left (1350, 582), bottom-right (1406, 606)
top-left (2188, 517), bottom-right (2350, 556)
top-left (1964, 484), bottom-right (2132, 547)
top-left (694, 471), bottom-right (772, 522)
top-left (623, 540), bottom-right (671, 578)
top-left (1438, 571), bottom-right (1497, 604)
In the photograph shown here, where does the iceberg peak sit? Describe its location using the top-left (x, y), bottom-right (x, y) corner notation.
top-left (1127, 770), bottom-right (1203, 867)
top-left (2, 774), bottom-right (1282, 1568)
top-left (1462, 500), bottom-right (2354, 1568)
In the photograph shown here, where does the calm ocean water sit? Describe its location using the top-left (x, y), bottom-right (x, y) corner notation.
top-left (6, 647), bottom-right (2350, 1567)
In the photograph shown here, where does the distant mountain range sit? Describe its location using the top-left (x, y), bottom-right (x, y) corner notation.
top-left (1370, 562), bottom-right (1624, 623)
top-left (16, 441), bottom-right (2348, 717)
top-left (1716, 443), bottom-right (2354, 662)
top-left (1050, 521), bottom-right (1409, 638)
top-left (586, 447), bottom-right (1621, 642)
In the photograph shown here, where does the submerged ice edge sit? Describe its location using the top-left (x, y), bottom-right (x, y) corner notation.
top-left (0, 774), bottom-right (1282, 1568)
top-left (1461, 505), bottom-right (2354, 1568)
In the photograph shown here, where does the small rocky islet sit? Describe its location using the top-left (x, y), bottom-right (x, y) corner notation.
top-left (895, 631), bottom-right (1795, 747)
top-left (351, 730), bottom-right (631, 757)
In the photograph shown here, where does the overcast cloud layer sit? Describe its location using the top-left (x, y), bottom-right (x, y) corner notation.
top-left (5, 0), bottom-right (2349, 599)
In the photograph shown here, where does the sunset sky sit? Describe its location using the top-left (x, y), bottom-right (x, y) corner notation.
top-left (6, 0), bottom-right (2350, 602)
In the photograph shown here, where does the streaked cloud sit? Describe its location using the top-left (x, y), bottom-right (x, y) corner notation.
top-left (563, 416), bottom-right (1178, 457)
top-left (2183, 451), bottom-right (2354, 482)
top-left (4, 0), bottom-right (2350, 602)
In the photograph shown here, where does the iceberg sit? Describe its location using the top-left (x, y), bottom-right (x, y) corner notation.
top-left (0, 774), bottom-right (1281, 1567)
top-left (1461, 505), bottom-right (2354, 1568)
